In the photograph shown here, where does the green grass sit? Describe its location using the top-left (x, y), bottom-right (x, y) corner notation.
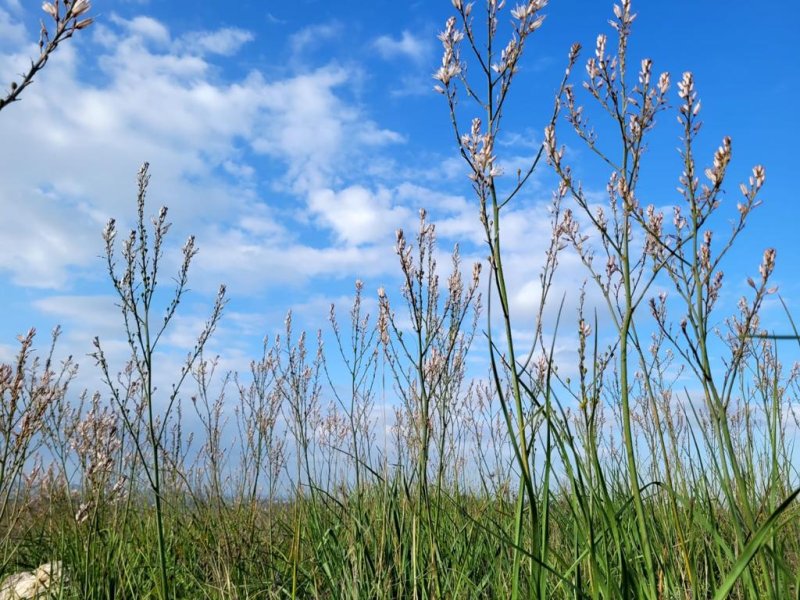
top-left (1, 1), bottom-right (799, 598)
top-left (4, 468), bottom-right (799, 598)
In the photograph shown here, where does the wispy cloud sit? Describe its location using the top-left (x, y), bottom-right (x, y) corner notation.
top-left (108, 14), bottom-right (170, 45)
top-left (0, 7), bottom-right (573, 353)
top-left (289, 22), bottom-right (342, 58)
top-left (179, 27), bottom-right (254, 57)
top-left (0, 14), bottom-right (405, 294)
top-left (1, 0), bottom-right (22, 13)
top-left (0, 6), bottom-right (24, 47)
top-left (265, 12), bottom-right (286, 25)
top-left (373, 30), bottom-right (431, 63)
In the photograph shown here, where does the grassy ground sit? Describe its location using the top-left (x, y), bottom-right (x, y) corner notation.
top-left (1, 0), bottom-right (799, 598)
top-left (5, 469), bottom-right (800, 598)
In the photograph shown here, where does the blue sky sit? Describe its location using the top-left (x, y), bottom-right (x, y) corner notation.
top-left (0, 0), bottom-right (798, 401)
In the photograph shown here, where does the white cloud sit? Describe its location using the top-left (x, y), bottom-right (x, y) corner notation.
top-left (194, 230), bottom-right (396, 294)
top-left (180, 27), bottom-right (254, 57)
top-left (390, 74), bottom-right (434, 97)
top-left (110, 14), bottom-right (171, 45)
top-left (498, 129), bottom-right (542, 149)
top-left (0, 13), bottom-right (405, 293)
top-left (33, 295), bottom-right (121, 335)
top-left (308, 185), bottom-right (410, 246)
top-left (0, 8), bottom-right (587, 373)
top-left (395, 183), bottom-right (481, 244)
top-left (0, 178), bottom-right (103, 289)
top-left (289, 22), bottom-right (341, 57)
top-left (0, 7), bottom-right (24, 48)
top-left (250, 65), bottom-right (403, 193)
top-left (373, 30), bottom-right (431, 63)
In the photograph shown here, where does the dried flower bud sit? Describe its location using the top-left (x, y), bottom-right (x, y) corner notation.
top-left (182, 235), bottom-right (196, 258)
top-left (42, 2), bottom-right (58, 20)
top-left (75, 502), bottom-right (92, 524)
top-left (579, 319), bottom-right (592, 338)
top-left (568, 42), bottom-right (581, 69)
top-left (595, 34), bottom-right (607, 63)
top-left (678, 72), bottom-right (697, 116)
top-left (71, 0), bottom-right (91, 17)
top-left (759, 248), bottom-right (776, 281)
top-left (639, 58), bottom-right (652, 88)
top-left (752, 165), bottom-right (766, 189)
top-left (544, 124), bottom-right (557, 161)
top-left (103, 218), bottom-right (116, 243)
top-left (657, 72), bottom-right (670, 95)
top-left (434, 16), bottom-right (464, 86)
top-left (471, 261), bottom-right (481, 286)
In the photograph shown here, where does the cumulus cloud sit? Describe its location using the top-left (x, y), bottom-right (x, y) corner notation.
top-left (195, 229), bottom-right (397, 294)
top-left (0, 13), bottom-right (404, 295)
top-left (308, 185), bottom-right (411, 246)
top-left (0, 8), bottom-right (578, 378)
top-left (109, 14), bottom-right (170, 45)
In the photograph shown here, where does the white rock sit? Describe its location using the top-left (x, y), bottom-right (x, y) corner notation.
top-left (0, 561), bottom-right (62, 599)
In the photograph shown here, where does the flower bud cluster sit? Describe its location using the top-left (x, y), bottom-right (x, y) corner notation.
top-left (434, 17), bottom-right (464, 90)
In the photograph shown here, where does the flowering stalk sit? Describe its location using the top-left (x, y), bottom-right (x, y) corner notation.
top-left (94, 163), bottom-right (226, 600)
top-left (435, 0), bottom-right (575, 595)
top-left (0, 0), bottom-right (93, 112)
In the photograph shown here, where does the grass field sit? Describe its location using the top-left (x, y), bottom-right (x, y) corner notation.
top-left (1, 0), bottom-right (799, 598)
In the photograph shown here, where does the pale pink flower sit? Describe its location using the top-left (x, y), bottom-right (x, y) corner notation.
top-left (42, 2), bottom-right (58, 19)
top-left (71, 0), bottom-right (91, 17)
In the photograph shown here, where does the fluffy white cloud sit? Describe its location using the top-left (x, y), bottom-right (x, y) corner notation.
top-left (308, 185), bottom-right (411, 246)
top-left (0, 13), bottom-right (404, 294)
top-left (0, 8), bottom-right (586, 386)
top-left (112, 14), bottom-right (170, 45)
top-left (250, 65), bottom-right (399, 192)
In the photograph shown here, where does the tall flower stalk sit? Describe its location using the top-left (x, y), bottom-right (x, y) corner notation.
top-left (435, 1), bottom-right (573, 594)
top-left (92, 163), bottom-right (226, 600)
